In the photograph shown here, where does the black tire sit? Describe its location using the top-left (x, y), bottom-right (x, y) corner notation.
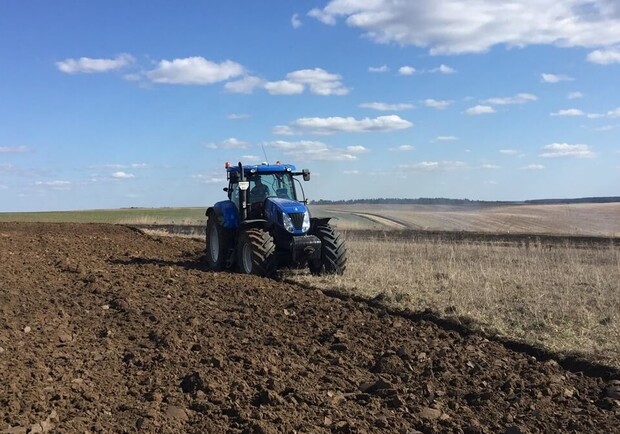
top-left (205, 215), bottom-right (232, 270)
top-left (237, 228), bottom-right (277, 277)
top-left (309, 223), bottom-right (347, 275)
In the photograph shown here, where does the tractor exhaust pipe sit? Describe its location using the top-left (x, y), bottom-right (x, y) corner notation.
top-left (238, 162), bottom-right (248, 221)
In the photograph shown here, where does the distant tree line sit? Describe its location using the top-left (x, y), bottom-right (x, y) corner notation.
top-left (311, 196), bottom-right (620, 206)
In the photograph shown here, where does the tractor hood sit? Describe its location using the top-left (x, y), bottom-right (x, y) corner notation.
top-left (264, 197), bottom-right (310, 235)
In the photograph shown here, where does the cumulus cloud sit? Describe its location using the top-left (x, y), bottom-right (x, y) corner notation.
top-left (465, 105), bottom-right (495, 115)
top-left (481, 164), bottom-right (501, 169)
top-left (56, 54), bottom-right (134, 74)
top-left (398, 66), bottom-right (416, 75)
top-left (192, 174), bottom-right (227, 184)
top-left (146, 57), bottom-right (244, 85)
top-left (539, 143), bottom-right (594, 158)
top-left (225, 68), bottom-right (349, 96)
top-left (204, 138), bottom-right (250, 149)
top-left (521, 164), bottom-right (545, 170)
top-left (423, 99), bottom-right (453, 110)
top-left (400, 161), bottom-right (468, 171)
top-left (264, 80), bottom-right (305, 95)
top-left (266, 140), bottom-right (358, 161)
top-left (308, 1), bottom-right (620, 55)
top-left (608, 107), bottom-right (620, 118)
top-left (484, 93), bottom-right (537, 105)
top-left (368, 65), bottom-right (389, 72)
top-left (291, 13), bottom-right (302, 29)
top-left (0, 146), bottom-right (31, 153)
top-left (568, 91), bottom-right (584, 99)
top-left (431, 64), bottom-right (456, 74)
top-left (359, 102), bottom-right (414, 111)
top-left (550, 109), bottom-right (585, 116)
top-left (541, 73), bottom-right (573, 83)
top-left (224, 76), bottom-right (265, 94)
top-left (587, 46), bottom-right (620, 64)
top-left (273, 115), bottom-right (413, 135)
top-left (500, 149), bottom-right (520, 155)
top-left (111, 171), bottom-right (135, 179)
top-left (285, 68), bottom-right (349, 95)
top-left (94, 162), bottom-right (150, 170)
top-left (389, 145), bottom-right (415, 152)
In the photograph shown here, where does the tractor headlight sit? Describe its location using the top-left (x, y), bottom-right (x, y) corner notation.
top-left (302, 211), bottom-right (310, 232)
top-left (282, 212), bottom-right (295, 233)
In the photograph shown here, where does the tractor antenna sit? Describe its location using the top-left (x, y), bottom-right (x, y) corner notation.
top-left (261, 144), bottom-right (269, 164)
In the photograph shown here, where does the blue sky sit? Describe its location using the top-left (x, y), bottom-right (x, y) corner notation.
top-left (1, 0), bottom-right (619, 211)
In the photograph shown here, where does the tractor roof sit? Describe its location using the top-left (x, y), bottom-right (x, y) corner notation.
top-left (226, 163), bottom-right (297, 174)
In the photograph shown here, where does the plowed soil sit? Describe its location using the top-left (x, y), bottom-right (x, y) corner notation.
top-left (1, 223), bottom-right (618, 433)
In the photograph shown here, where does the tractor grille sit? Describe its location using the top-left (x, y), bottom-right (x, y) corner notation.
top-left (288, 212), bottom-right (305, 230)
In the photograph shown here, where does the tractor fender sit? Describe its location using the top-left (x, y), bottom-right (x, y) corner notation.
top-left (206, 200), bottom-right (239, 229)
top-left (310, 217), bottom-right (331, 232)
top-left (239, 219), bottom-right (271, 231)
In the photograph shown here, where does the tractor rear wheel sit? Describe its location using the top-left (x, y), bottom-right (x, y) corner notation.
top-left (309, 223), bottom-right (347, 275)
top-left (205, 215), bottom-right (232, 270)
top-left (237, 228), bottom-right (276, 277)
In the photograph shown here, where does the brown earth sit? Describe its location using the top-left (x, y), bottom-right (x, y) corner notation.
top-left (1, 222), bottom-right (619, 433)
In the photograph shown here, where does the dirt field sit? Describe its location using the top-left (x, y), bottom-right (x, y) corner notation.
top-left (1, 223), bottom-right (619, 433)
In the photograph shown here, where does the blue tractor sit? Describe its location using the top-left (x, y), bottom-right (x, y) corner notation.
top-left (205, 162), bottom-right (347, 277)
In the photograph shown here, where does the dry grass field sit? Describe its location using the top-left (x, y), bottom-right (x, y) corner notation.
top-left (312, 202), bottom-right (620, 236)
top-left (291, 232), bottom-right (620, 367)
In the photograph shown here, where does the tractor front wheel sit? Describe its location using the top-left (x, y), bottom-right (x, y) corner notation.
top-left (237, 228), bottom-right (276, 277)
top-left (205, 215), bottom-right (232, 270)
top-left (309, 223), bottom-right (347, 275)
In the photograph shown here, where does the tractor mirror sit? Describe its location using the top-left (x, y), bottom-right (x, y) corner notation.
top-left (223, 187), bottom-right (229, 192)
top-left (302, 169), bottom-right (310, 181)
top-left (239, 181), bottom-right (250, 191)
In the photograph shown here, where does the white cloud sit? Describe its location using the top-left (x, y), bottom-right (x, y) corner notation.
top-left (291, 13), bottom-right (302, 29)
top-left (481, 164), bottom-right (501, 169)
top-left (273, 115), bottom-right (413, 135)
top-left (205, 138), bottom-right (250, 150)
top-left (484, 93), bottom-right (537, 105)
top-left (93, 162), bottom-right (150, 170)
top-left (423, 99), bottom-right (453, 110)
top-left (56, 54), bottom-right (134, 74)
top-left (389, 145), bottom-right (415, 152)
top-left (0, 185), bottom-right (7, 190)
top-left (192, 174), bottom-right (227, 184)
top-left (540, 143), bottom-right (594, 158)
top-left (500, 149), bottom-right (520, 155)
top-left (521, 164), bottom-right (545, 170)
top-left (0, 146), bottom-right (31, 153)
top-left (285, 68), bottom-right (349, 95)
top-left (593, 125), bottom-right (615, 131)
top-left (359, 102), bottom-right (414, 111)
top-left (345, 145), bottom-right (368, 154)
top-left (434, 136), bottom-right (458, 141)
top-left (146, 57), bottom-right (244, 85)
top-left (398, 66), bottom-right (416, 75)
top-left (343, 170), bottom-right (360, 175)
top-left (587, 46), bottom-right (620, 64)
top-left (550, 109), bottom-right (585, 117)
top-left (541, 73), bottom-right (573, 83)
top-left (308, 7), bottom-right (337, 25)
top-left (608, 107), bottom-right (620, 118)
top-left (309, 1), bottom-right (620, 55)
top-left (431, 64), bottom-right (456, 74)
top-left (266, 140), bottom-right (358, 161)
top-left (465, 105), bottom-right (495, 115)
top-left (224, 76), bottom-right (265, 94)
top-left (568, 91), bottom-right (584, 100)
top-left (227, 113), bottom-right (250, 120)
top-left (111, 171), bottom-right (135, 179)
top-left (400, 161), bottom-right (468, 171)
top-left (368, 65), bottom-right (389, 73)
top-left (34, 180), bottom-right (71, 190)
top-left (264, 80), bottom-right (305, 95)
top-left (240, 155), bottom-right (262, 163)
